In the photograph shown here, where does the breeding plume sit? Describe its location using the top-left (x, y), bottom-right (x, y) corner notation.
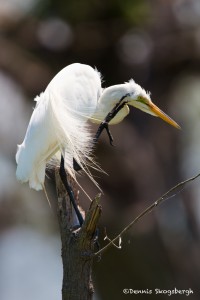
top-left (16, 63), bottom-right (180, 191)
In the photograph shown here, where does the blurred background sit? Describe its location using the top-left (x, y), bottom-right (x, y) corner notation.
top-left (1, 0), bottom-right (200, 299)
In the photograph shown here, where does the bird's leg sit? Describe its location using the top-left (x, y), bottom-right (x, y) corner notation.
top-left (94, 94), bottom-right (130, 144)
top-left (94, 121), bottom-right (114, 145)
top-left (59, 155), bottom-right (84, 226)
top-left (104, 124), bottom-right (114, 145)
top-left (73, 94), bottom-right (130, 170)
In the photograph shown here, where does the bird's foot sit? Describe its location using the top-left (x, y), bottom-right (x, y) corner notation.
top-left (94, 121), bottom-right (114, 146)
top-left (104, 123), bottom-right (114, 146)
top-left (94, 96), bottom-right (129, 146)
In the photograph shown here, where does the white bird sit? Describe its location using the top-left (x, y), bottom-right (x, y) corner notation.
top-left (16, 63), bottom-right (180, 191)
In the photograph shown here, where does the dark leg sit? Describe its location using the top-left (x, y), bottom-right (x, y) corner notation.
top-left (94, 121), bottom-right (114, 145)
top-left (94, 95), bottom-right (129, 144)
top-left (72, 95), bottom-right (129, 171)
top-left (59, 155), bottom-right (84, 226)
top-left (72, 121), bottom-right (114, 172)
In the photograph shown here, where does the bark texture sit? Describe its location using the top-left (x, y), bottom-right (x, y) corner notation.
top-left (55, 169), bottom-right (101, 300)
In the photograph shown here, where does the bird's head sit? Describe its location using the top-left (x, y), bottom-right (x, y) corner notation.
top-left (121, 80), bottom-right (180, 129)
top-left (94, 79), bottom-right (180, 128)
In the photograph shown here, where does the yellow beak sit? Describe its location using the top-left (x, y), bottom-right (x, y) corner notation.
top-left (149, 102), bottom-right (181, 129)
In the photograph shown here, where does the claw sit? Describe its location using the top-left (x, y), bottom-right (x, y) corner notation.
top-left (94, 121), bottom-right (115, 146)
top-left (104, 123), bottom-right (114, 146)
top-left (94, 96), bottom-right (128, 145)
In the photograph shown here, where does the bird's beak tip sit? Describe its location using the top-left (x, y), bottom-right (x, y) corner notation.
top-left (176, 124), bottom-right (181, 130)
top-left (150, 102), bottom-right (181, 130)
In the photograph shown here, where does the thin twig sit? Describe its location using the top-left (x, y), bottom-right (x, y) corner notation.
top-left (103, 228), bottom-right (122, 249)
top-left (95, 173), bottom-right (200, 257)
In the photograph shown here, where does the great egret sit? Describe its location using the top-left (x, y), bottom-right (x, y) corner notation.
top-left (16, 63), bottom-right (180, 195)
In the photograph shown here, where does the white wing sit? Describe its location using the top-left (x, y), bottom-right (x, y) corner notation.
top-left (16, 63), bottom-right (102, 190)
top-left (16, 93), bottom-right (58, 190)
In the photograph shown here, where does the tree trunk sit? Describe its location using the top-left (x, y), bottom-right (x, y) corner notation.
top-left (55, 169), bottom-right (101, 300)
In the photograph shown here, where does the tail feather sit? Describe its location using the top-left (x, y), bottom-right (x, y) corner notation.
top-left (29, 160), bottom-right (46, 191)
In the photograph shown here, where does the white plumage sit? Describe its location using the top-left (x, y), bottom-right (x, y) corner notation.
top-left (16, 63), bottom-right (180, 191)
top-left (16, 63), bottom-right (101, 190)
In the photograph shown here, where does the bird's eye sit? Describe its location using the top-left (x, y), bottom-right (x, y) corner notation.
top-left (137, 96), bottom-right (149, 105)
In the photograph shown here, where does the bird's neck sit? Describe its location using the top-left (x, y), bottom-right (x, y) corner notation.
top-left (91, 85), bottom-right (130, 124)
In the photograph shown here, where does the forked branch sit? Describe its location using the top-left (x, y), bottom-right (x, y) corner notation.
top-left (95, 173), bottom-right (200, 257)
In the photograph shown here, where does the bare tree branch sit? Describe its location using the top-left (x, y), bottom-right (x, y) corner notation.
top-left (94, 173), bottom-right (200, 257)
